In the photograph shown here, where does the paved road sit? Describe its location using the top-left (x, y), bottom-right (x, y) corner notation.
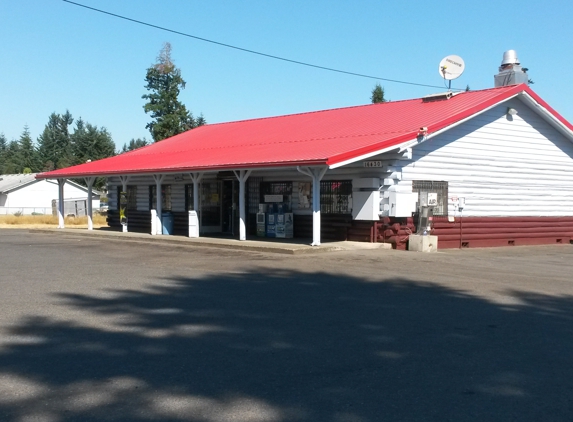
top-left (1, 229), bottom-right (572, 421)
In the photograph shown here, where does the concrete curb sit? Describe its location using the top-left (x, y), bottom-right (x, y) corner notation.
top-left (29, 228), bottom-right (353, 255)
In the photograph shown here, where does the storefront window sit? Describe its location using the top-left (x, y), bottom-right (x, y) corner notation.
top-left (260, 182), bottom-right (292, 210)
top-left (149, 185), bottom-right (172, 211)
top-left (320, 180), bottom-right (352, 214)
top-left (117, 186), bottom-right (137, 210)
top-left (201, 182), bottom-right (221, 226)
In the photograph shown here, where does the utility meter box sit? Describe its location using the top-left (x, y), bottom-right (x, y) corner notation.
top-left (388, 191), bottom-right (417, 217)
top-left (352, 178), bottom-right (381, 220)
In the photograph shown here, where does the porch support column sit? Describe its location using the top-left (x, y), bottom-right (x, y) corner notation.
top-left (297, 166), bottom-right (328, 246)
top-left (153, 174), bottom-right (165, 235)
top-left (119, 175), bottom-right (130, 232)
top-left (233, 170), bottom-right (252, 241)
top-left (84, 177), bottom-right (95, 231)
top-left (189, 172), bottom-right (204, 235)
top-left (57, 178), bottom-right (66, 229)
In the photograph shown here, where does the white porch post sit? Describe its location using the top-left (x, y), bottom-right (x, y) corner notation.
top-left (119, 175), bottom-right (130, 232)
top-left (297, 166), bottom-right (328, 246)
top-left (84, 177), bottom-right (95, 231)
top-left (153, 175), bottom-right (165, 235)
top-left (57, 178), bottom-right (66, 229)
top-left (233, 170), bottom-right (252, 241)
top-left (189, 172), bottom-right (204, 235)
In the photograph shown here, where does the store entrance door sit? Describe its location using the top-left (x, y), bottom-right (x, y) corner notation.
top-left (222, 180), bottom-right (238, 236)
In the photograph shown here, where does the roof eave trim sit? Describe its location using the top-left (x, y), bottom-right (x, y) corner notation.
top-left (35, 159), bottom-right (329, 179)
top-left (402, 92), bottom-right (523, 151)
top-left (518, 91), bottom-right (573, 141)
top-left (328, 141), bottom-right (410, 169)
top-left (2, 179), bottom-right (40, 194)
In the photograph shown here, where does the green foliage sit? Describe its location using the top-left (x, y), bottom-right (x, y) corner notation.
top-left (71, 118), bottom-right (116, 165)
top-left (37, 111), bottom-right (74, 171)
top-left (0, 133), bottom-right (7, 172)
top-left (142, 43), bottom-right (205, 142)
top-left (121, 137), bottom-right (150, 153)
top-left (23, 168), bottom-right (32, 174)
top-left (3, 140), bottom-right (21, 174)
top-left (18, 126), bottom-right (40, 172)
top-left (371, 84), bottom-right (387, 104)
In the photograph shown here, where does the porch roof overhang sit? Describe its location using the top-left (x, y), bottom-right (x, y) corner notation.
top-left (36, 84), bottom-right (573, 180)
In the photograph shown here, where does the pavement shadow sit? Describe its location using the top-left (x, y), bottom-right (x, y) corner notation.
top-left (1, 269), bottom-right (572, 421)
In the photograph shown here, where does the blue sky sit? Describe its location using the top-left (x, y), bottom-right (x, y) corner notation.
top-left (1, 0), bottom-right (572, 149)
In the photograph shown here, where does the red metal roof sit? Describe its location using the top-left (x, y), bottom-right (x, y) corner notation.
top-left (37, 84), bottom-right (573, 178)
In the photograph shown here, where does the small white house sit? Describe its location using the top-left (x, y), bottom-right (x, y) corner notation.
top-left (0, 174), bottom-right (100, 216)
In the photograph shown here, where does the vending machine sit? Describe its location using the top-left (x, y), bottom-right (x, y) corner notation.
top-left (275, 213), bottom-right (285, 238)
top-left (284, 212), bottom-right (294, 238)
top-left (256, 212), bottom-right (266, 237)
top-left (266, 213), bottom-right (276, 237)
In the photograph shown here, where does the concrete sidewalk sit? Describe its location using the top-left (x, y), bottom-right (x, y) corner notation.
top-left (29, 227), bottom-right (392, 255)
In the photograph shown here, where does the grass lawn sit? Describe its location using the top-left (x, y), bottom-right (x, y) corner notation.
top-left (0, 214), bottom-right (108, 228)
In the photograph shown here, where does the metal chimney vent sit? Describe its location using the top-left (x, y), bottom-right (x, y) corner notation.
top-left (495, 50), bottom-right (529, 87)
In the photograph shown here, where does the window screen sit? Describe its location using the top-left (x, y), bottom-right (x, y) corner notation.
top-left (412, 180), bottom-right (448, 216)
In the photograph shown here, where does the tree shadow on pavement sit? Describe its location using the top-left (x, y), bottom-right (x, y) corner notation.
top-left (1, 269), bottom-right (572, 421)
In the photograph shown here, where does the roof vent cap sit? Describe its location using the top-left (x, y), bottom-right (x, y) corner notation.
top-left (501, 50), bottom-right (520, 66)
top-left (422, 91), bottom-right (459, 102)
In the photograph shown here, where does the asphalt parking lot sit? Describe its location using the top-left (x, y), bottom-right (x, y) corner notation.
top-left (1, 229), bottom-right (572, 422)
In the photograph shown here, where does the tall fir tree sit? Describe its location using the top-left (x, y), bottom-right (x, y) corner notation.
top-left (0, 133), bottom-right (7, 173)
top-left (371, 84), bottom-right (387, 104)
top-left (18, 126), bottom-right (39, 172)
top-left (3, 140), bottom-right (21, 174)
top-left (121, 137), bottom-right (150, 153)
top-left (71, 118), bottom-right (116, 164)
top-left (37, 111), bottom-right (74, 170)
top-left (142, 42), bottom-right (205, 142)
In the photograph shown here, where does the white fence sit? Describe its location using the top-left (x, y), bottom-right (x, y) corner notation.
top-left (0, 200), bottom-right (97, 216)
top-left (0, 207), bottom-right (53, 216)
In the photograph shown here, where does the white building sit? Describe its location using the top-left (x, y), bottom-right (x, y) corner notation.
top-left (0, 174), bottom-right (100, 216)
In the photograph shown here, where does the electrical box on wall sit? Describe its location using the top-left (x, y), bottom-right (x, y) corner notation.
top-left (388, 192), bottom-right (417, 217)
top-left (352, 178), bottom-right (381, 221)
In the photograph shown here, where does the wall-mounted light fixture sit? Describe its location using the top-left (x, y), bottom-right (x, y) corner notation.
top-left (506, 107), bottom-right (518, 117)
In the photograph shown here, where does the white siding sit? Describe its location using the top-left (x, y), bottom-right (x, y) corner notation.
top-left (399, 98), bottom-right (573, 216)
top-left (1, 180), bottom-right (99, 214)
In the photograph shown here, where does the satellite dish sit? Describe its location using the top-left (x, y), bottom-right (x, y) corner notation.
top-left (439, 55), bottom-right (465, 80)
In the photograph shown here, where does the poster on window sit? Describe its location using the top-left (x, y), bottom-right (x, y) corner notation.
top-left (298, 182), bottom-right (311, 209)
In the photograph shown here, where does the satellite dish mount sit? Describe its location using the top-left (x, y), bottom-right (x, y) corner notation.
top-left (439, 55), bottom-right (465, 90)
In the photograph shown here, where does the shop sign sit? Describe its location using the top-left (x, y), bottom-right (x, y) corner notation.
top-left (264, 195), bottom-right (283, 203)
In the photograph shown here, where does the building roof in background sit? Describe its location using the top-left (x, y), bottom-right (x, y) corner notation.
top-left (37, 84), bottom-right (573, 179)
top-left (0, 174), bottom-right (102, 196)
top-left (0, 174), bottom-right (38, 193)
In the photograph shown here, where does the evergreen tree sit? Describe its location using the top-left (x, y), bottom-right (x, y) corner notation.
top-left (37, 111), bottom-right (74, 170)
top-left (142, 42), bottom-right (205, 142)
top-left (71, 118), bottom-right (116, 165)
top-left (3, 140), bottom-right (21, 174)
top-left (0, 133), bottom-right (7, 173)
top-left (121, 138), bottom-right (150, 153)
top-left (18, 126), bottom-right (39, 172)
top-left (371, 84), bottom-right (387, 104)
